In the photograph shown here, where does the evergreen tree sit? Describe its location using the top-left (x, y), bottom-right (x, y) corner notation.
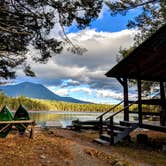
top-left (0, 0), bottom-right (102, 79)
top-left (106, 0), bottom-right (166, 93)
top-left (106, 0), bottom-right (166, 46)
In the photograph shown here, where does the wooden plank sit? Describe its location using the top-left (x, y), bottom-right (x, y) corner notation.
top-left (0, 124), bottom-right (11, 133)
top-left (0, 120), bottom-right (35, 124)
top-left (140, 124), bottom-right (166, 133)
top-left (0, 120), bottom-right (35, 139)
top-left (129, 99), bottom-right (162, 105)
top-left (129, 111), bottom-right (160, 116)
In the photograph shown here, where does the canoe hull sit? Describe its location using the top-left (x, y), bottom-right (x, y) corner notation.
top-left (14, 105), bottom-right (30, 134)
top-left (0, 106), bottom-right (13, 138)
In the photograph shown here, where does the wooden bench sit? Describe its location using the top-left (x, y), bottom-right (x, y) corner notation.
top-left (0, 120), bottom-right (35, 139)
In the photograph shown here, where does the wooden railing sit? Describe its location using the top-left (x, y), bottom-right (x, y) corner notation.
top-left (96, 100), bottom-right (124, 119)
top-left (106, 101), bottom-right (138, 144)
top-left (105, 102), bottom-right (136, 121)
top-left (98, 101), bottom-right (137, 135)
top-left (96, 100), bottom-right (124, 135)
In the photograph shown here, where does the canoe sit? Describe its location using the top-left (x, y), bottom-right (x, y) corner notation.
top-left (0, 106), bottom-right (13, 138)
top-left (14, 104), bottom-right (30, 134)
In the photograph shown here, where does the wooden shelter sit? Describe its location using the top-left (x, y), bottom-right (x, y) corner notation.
top-left (106, 24), bottom-right (166, 132)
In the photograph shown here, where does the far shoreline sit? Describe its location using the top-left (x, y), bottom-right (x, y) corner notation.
top-left (11, 110), bottom-right (104, 114)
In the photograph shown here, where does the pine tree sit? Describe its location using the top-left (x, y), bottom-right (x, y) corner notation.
top-left (0, 0), bottom-right (102, 79)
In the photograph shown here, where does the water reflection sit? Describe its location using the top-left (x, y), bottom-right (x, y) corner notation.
top-left (29, 111), bottom-right (101, 127)
top-left (29, 111), bottom-right (137, 128)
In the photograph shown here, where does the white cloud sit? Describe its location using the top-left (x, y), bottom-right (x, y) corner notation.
top-left (96, 89), bottom-right (123, 100)
top-left (67, 79), bottom-right (80, 85)
top-left (54, 89), bottom-right (69, 97)
top-left (70, 87), bottom-right (92, 94)
top-left (96, 89), bottom-right (137, 100)
top-left (28, 29), bottom-right (136, 88)
top-left (61, 79), bottom-right (80, 87)
top-left (15, 28), bottom-right (137, 101)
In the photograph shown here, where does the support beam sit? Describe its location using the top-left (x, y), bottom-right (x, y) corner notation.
top-left (137, 79), bottom-right (142, 125)
top-left (123, 78), bottom-right (129, 121)
top-left (129, 99), bottom-right (163, 105)
top-left (160, 81), bottom-right (166, 126)
top-left (140, 124), bottom-right (166, 133)
top-left (116, 77), bottom-right (124, 86)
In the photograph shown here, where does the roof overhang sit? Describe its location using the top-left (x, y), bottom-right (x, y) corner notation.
top-left (106, 24), bottom-right (166, 82)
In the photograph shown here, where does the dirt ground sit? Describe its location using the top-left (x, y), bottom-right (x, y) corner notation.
top-left (0, 127), bottom-right (165, 166)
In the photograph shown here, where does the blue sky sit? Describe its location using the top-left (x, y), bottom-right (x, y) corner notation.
top-left (68, 6), bottom-right (141, 33)
top-left (11, 5), bottom-right (141, 104)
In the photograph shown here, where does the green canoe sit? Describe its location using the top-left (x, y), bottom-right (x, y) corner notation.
top-left (14, 104), bottom-right (30, 134)
top-left (0, 106), bottom-right (13, 138)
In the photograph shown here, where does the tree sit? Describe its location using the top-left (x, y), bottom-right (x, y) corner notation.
top-left (0, 0), bottom-right (102, 79)
top-left (106, 0), bottom-right (166, 46)
top-left (106, 0), bottom-right (166, 94)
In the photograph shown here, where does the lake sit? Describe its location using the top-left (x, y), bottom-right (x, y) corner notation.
top-left (29, 111), bottom-right (138, 128)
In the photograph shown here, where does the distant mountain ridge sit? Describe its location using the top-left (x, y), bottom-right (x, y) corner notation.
top-left (0, 82), bottom-right (89, 104)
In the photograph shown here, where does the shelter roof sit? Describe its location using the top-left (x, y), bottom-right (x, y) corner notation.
top-left (106, 24), bottom-right (166, 81)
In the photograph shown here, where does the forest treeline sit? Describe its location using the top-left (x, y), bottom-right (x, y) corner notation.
top-left (0, 93), bottom-right (119, 112)
top-left (0, 93), bottom-right (159, 112)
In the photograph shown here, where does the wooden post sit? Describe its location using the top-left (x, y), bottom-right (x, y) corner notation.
top-left (30, 121), bottom-right (35, 139)
top-left (160, 81), bottom-right (166, 126)
top-left (99, 116), bottom-right (103, 135)
top-left (123, 78), bottom-right (129, 121)
top-left (137, 79), bottom-right (142, 125)
top-left (109, 117), bottom-right (114, 145)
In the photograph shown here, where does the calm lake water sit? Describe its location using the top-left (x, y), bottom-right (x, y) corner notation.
top-left (29, 111), bottom-right (138, 128)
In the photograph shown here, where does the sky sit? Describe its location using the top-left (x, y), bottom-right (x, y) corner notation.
top-left (10, 5), bottom-right (142, 104)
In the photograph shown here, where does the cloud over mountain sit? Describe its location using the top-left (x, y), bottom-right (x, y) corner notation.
top-left (15, 29), bottom-right (136, 103)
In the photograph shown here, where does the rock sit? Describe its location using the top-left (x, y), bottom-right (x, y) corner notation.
top-left (40, 155), bottom-right (46, 159)
top-left (114, 161), bottom-right (124, 166)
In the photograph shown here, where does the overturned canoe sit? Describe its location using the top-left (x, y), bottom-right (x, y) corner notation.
top-left (14, 104), bottom-right (30, 134)
top-left (0, 106), bottom-right (13, 138)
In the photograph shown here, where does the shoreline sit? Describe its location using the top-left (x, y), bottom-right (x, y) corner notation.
top-left (11, 110), bottom-right (104, 114)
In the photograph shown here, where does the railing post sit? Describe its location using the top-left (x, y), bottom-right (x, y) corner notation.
top-left (123, 78), bottom-right (129, 121)
top-left (99, 116), bottom-right (103, 135)
top-left (137, 79), bottom-right (142, 126)
top-left (109, 117), bottom-right (113, 127)
top-left (109, 117), bottom-right (114, 144)
top-left (30, 121), bottom-right (35, 139)
top-left (160, 81), bottom-right (166, 126)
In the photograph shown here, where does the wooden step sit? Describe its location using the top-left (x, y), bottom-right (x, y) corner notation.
top-left (72, 120), bottom-right (109, 125)
top-left (120, 121), bottom-right (138, 127)
top-left (77, 125), bottom-right (99, 130)
top-left (113, 130), bottom-right (124, 136)
top-left (111, 125), bottom-right (131, 131)
top-left (93, 138), bottom-right (110, 145)
top-left (100, 133), bottom-right (111, 141)
top-left (107, 129), bottom-right (123, 136)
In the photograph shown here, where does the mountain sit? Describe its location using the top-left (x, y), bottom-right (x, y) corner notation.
top-left (0, 82), bottom-right (89, 104)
